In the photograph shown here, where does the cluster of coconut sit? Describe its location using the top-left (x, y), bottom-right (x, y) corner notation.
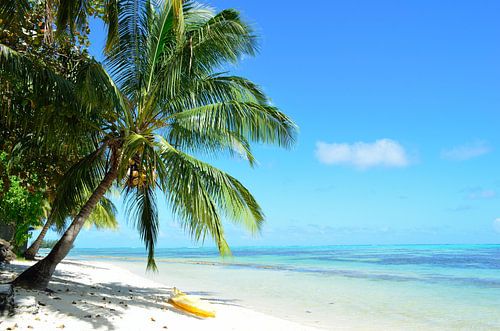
top-left (127, 158), bottom-right (146, 188)
top-left (126, 158), bottom-right (156, 188)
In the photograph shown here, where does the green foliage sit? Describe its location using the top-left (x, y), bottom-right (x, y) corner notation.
top-left (0, 153), bottom-right (44, 252)
top-left (0, 1), bottom-right (121, 256)
top-left (0, 0), bottom-right (106, 199)
top-left (48, 0), bottom-right (119, 52)
top-left (1, 0), bottom-right (298, 271)
top-left (86, 196), bottom-right (119, 230)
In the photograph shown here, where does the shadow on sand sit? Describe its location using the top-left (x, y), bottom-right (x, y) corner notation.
top-left (0, 260), bottom-right (241, 330)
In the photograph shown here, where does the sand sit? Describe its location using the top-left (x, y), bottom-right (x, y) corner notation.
top-left (0, 260), bottom-right (321, 331)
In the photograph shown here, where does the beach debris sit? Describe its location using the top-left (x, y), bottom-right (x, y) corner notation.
top-left (5, 322), bottom-right (17, 330)
top-left (34, 317), bottom-right (40, 321)
top-left (37, 301), bottom-right (46, 306)
top-left (305, 310), bottom-right (312, 313)
top-left (27, 326), bottom-right (33, 329)
top-left (96, 314), bottom-right (101, 318)
top-left (56, 324), bottom-right (65, 328)
top-left (163, 326), bottom-right (168, 329)
top-left (150, 317), bottom-right (156, 322)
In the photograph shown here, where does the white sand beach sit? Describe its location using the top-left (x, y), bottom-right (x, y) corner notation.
top-left (0, 260), bottom-right (320, 331)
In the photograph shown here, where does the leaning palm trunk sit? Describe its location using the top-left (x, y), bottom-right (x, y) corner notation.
top-left (23, 218), bottom-right (52, 260)
top-left (13, 148), bottom-right (120, 289)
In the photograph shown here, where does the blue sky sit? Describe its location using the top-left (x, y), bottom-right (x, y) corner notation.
top-left (43, 0), bottom-right (500, 248)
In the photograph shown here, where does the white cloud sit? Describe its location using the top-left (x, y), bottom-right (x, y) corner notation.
top-left (466, 188), bottom-right (496, 200)
top-left (441, 141), bottom-right (490, 161)
top-left (493, 218), bottom-right (500, 233)
top-left (315, 139), bottom-right (409, 169)
top-left (447, 204), bottom-right (473, 212)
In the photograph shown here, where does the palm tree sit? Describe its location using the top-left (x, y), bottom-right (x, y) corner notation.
top-left (24, 194), bottom-right (118, 260)
top-left (10, 0), bottom-right (297, 289)
top-left (0, 0), bottom-right (121, 260)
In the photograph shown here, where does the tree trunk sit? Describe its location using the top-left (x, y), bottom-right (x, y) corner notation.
top-left (12, 146), bottom-right (120, 290)
top-left (23, 217), bottom-right (52, 260)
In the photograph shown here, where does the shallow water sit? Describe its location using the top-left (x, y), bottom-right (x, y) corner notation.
top-left (67, 245), bottom-right (500, 330)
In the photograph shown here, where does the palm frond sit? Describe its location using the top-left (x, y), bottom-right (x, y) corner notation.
top-left (186, 9), bottom-right (258, 73)
top-left (56, 0), bottom-right (89, 33)
top-left (166, 124), bottom-right (256, 165)
top-left (142, 5), bottom-right (257, 112)
top-left (0, 0), bottom-right (30, 28)
top-left (172, 0), bottom-right (185, 44)
top-left (145, 0), bottom-right (174, 93)
top-left (104, 0), bottom-right (120, 53)
top-left (106, 0), bottom-right (152, 102)
top-left (85, 196), bottom-right (119, 229)
top-left (0, 44), bottom-right (75, 105)
top-left (50, 145), bottom-right (108, 225)
top-left (75, 59), bottom-right (129, 126)
top-left (169, 101), bottom-right (297, 149)
top-left (124, 185), bottom-right (159, 270)
top-left (170, 74), bottom-right (270, 109)
top-left (158, 140), bottom-right (264, 253)
top-left (0, 44), bottom-right (124, 144)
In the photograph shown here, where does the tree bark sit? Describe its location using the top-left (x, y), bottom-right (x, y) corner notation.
top-left (23, 217), bottom-right (52, 260)
top-left (12, 146), bottom-right (121, 290)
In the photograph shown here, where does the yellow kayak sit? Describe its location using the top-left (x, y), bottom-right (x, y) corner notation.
top-left (168, 288), bottom-right (216, 318)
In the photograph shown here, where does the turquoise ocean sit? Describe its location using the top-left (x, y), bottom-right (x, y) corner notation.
top-left (64, 245), bottom-right (500, 330)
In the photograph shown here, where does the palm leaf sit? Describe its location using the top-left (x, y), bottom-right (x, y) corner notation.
top-left (159, 140), bottom-right (264, 252)
top-left (124, 185), bottom-right (159, 270)
top-left (169, 101), bottom-right (297, 148)
top-left (0, 0), bottom-right (30, 28)
top-left (50, 145), bottom-right (108, 225)
top-left (85, 196), bottom-right (119, 230)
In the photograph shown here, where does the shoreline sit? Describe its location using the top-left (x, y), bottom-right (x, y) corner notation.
top-left (0, 259), bottom-right (321, 331)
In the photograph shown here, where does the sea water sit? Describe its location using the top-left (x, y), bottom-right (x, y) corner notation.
top-left (67, 245), bottom-right (500, 330)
